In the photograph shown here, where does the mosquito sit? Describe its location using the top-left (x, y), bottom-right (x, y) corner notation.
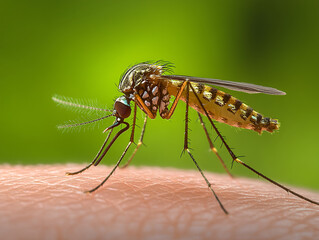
top-left (53, 61), bottom-right (319, 214)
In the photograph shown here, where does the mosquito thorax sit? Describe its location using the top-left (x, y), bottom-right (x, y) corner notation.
top-left (119, 63), bottom-right (163, 94)
top-left (114, 96), bottom-right (131, 119)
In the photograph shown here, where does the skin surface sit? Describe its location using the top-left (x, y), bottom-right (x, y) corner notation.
top-left (0, 164), bottom-right (318, 240)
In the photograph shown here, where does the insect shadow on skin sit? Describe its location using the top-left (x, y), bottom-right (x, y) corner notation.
top-left (53, 60), bottom-right (319, 214)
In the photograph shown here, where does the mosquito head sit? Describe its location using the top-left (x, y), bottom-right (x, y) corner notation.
top-left (119, 63), bottom-right (163, 93)
top-left (114, 96), bottom-right (131, 119)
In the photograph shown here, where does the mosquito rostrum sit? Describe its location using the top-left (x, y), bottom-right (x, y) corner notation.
top-left (53, 61), bottom-right (319, 214)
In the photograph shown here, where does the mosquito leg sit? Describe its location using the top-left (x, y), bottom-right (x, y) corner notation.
top-left (130, 102), bottom-right (137, 143)
top-left (66, 125), bottom-right (114, 175)
top-left (190, 84), bottom-right (319, 206)
top-left (186, 149), bottom-right (229, 214)
top-left (93, 122), bottom-right (130, 166)
top-left (120, 116), bottom-right (148, 169)
top-left (184, 82), bottom-right (190, 152)
top-left (197, 112), bottom-right (233, 178)
top-left (134, 94), bottom-right (156, 119)
top-left (163, 80), bottom-right (188, 119)
top-left (184, 82), bottom-right (228, 214)
top-left (233, 158), bottom-right (319, 205)
top-left (85, 122), bottom-right (132, 193)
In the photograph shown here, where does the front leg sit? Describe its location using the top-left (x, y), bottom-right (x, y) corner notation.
top-left (120, 116), bottom-right (148, 169)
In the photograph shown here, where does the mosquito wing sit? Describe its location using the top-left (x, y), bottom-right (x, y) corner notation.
top-left (162, 75), bottom-right (286, 95)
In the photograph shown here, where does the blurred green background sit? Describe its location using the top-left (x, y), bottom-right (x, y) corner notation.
top-left (1, 0), bottom-right (319, 190)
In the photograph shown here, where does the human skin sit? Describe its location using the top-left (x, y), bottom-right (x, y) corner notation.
top-left (0, 165), bottom-right (318, 240)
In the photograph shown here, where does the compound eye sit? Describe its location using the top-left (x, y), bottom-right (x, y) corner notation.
top-left (114, 97), bottom-right (131, 119)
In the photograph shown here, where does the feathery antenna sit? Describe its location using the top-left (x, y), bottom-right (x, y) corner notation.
top-left (52, 95), bottom-right (112, 112)
top-left (57, 114), bottom-right (115, 129)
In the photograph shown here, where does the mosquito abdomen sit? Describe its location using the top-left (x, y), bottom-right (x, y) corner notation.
top-left (167, 81), bottom-right (280, 133)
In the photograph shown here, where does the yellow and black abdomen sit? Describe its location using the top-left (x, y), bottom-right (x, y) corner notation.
top-left (167, 81), bottom-right (279, 134)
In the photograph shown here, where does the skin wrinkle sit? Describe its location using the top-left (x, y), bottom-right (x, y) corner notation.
top-left (0, 165), bottom-right (318, 240)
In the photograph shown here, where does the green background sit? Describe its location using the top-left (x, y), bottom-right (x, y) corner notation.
top-left (1, 0), bottom-right (319, 190)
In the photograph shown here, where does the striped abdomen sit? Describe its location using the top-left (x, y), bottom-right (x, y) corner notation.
top-left (167, 81), bottom-right (279, 133)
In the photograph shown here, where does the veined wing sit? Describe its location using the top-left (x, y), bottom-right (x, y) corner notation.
top-left (162, 75), bottom-right (286, 95)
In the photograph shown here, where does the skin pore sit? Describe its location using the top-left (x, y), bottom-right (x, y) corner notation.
top-left (0, 164), bottom-right (318, 240)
